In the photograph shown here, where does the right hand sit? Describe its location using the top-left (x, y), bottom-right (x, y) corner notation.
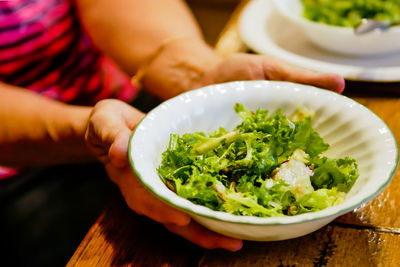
top-left (84, 99), bottom-right (243, 251)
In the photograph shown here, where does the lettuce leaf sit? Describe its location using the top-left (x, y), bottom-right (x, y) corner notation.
top-left (157, 103), bottom-right (359, 217)
top-left (310, 157), bottom-right (359, 192)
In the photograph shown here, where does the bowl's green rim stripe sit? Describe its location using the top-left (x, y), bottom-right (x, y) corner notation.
top-left (128, 81), bottom-right (399, 226)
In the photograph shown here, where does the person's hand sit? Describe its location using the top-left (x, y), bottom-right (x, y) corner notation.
top-left (197, 52), bottom-right (345, 93)
top-left (141, 39), bottom-right (345, 99)
top-left (84, 99), bottom-right (243, 251)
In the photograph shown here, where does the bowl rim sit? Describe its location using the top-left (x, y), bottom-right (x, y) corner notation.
top-left (238, 0), bottom-right (400, 82)
top-left (271, 0), bottom-right (400, 34)
top-left (128, 80), bottom-right (399, 226)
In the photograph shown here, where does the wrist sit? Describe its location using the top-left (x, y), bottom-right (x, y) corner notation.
top-left (59, 104), bottom-right (93, 141)
top-left (139, 38), bottom-right (223, 99)
top-left (0, 85), bottom-right (96, 166)
top-left (46, 103), bottom-right (96, 162)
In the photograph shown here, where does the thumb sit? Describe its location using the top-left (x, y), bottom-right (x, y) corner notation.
top-left (260, 55), bottom-right (346, 93)
top-left (284, 68), bottom-right (345, 93)
top-left (295, 72), bottom-right (345, 94)
top-left (108, 129), bottom-right (132, 168)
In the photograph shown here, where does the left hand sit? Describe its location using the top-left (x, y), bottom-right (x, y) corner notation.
top-left (198, 52), bottom-right (345, 93)
top-left (141, 39), bottom-right (345, 99)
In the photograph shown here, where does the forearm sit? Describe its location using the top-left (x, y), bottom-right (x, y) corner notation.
top-left (0, 83), bottom-right (95, 166)
top-left (75, 0), bottom-right (223, 99)
top-left (76, 0), bottom-right (204, 74)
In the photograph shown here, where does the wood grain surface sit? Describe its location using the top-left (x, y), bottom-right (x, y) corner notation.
top-left (199, 225), bottom-right (400, 267)
top-left (335, 97), bottom-right (400, 230)
top-left (67, 195), bottom-right (205, 267)
top-left (68, 1), bottom-right (400, 266)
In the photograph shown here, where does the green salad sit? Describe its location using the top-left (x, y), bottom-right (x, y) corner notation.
top-left (301, 0), bottom-right (400, 27)
top-left (157, 104), bottom-right (359, 217)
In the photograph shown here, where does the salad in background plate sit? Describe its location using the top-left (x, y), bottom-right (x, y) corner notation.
top-left (301, 0), bottom-right (400, 27)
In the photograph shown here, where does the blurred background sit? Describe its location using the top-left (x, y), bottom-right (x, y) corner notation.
top-left (187, 0), bottom-right (240, 45)
top-left (0, 1), bottom-right (242, 267)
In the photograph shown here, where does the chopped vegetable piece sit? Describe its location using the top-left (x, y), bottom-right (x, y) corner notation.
top-left (157, 104), bottom-right (359, 217)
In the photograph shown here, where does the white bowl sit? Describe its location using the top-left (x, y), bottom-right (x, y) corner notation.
top-left (129, 81), bottom-right (398, 241)
top-left (272, 0), bottom-right (400, 56)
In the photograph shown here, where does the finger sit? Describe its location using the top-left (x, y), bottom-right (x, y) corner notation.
top-left (288, 71), bottom-right (345, 94)
top-left (268, 59), bottom-right (345, 93)
top-left (106, 165), bottom-right (191, 226)
top-left (164, 221), bottom-right (243, 252)
top-left (108, 105), bottom-right (145, 168)
top-left (87, 100), bottom-right (144, 163)
top-left (133, 182), bottom-right (192, 226)
top-left (92, 100), bottom-right (143, 145)
top-left (139, 198), bottom-right (192, 226)
top-left (109, 129), bottom-right (132, 168)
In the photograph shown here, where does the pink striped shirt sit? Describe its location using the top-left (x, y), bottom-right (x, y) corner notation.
top-left (0, 0), bottom-right (137, 105)
top-left (0, 0), bottom-right (138, 178)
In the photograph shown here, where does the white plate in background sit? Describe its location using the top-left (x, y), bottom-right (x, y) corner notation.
top-left (238, 0), bottom-right (400, 82)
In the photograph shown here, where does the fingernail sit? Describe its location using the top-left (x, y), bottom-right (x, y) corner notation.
top-left (230, 241), bottom-right (243, 252)
top-left (176, 215), bottom-right (191, 226)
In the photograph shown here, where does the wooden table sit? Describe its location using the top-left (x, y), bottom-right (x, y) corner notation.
top-left (68, 1), bottom-right (400, 266)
